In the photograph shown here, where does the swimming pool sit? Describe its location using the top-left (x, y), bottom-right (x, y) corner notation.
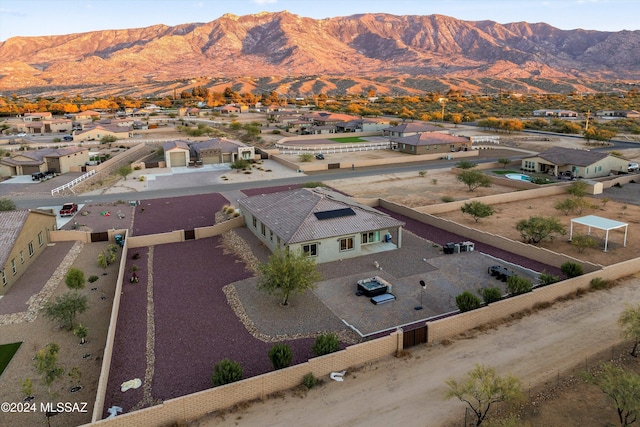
top-left (505, 173), bottom-right (532, 181)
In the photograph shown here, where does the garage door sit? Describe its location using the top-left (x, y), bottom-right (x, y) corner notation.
top-left (169, 152), bottom-right (186, 167)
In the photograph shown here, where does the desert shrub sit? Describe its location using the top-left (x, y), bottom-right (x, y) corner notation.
top-left (506, 276), bottom-right (533, 295)
top-left (589, 277), bottom-right (609, 290)
top-left (441, 196), bottom-right (454, 203)
top-left (87, 275), bottom-right (99, 283)
top-left (302, 181), bottom-right (327, 188)
top-left (311, 333), bottom-right (340, 357)
top-left (479, 287), bottom-right (503, 304)
top-left (561, 262), bottom-right (584, 278)
top-left (538, 272), bottom-right (560, 286)
top-left (455, 291), bottom-right (482, 312)
top-left (132, 252), bottom-right (140, 260)
top-left (418, 170), bottom-right (427, 177)
top-left (268, 344), bottom-right (293, 370)
top-left (302, 373), bottom-right (318, 389)
top-left (211, 359), bottom-right (243, 386)
top-left (299, 153), bottom-right (314, 162)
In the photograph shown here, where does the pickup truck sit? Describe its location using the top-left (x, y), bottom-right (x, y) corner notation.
top-left (59, 203), bottom-right (78, 217)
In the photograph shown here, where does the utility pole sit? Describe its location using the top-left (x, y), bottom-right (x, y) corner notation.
top-left (585, 109), bottom-right (591, 131)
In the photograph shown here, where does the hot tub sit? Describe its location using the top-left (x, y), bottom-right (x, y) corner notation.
top-left (356, 276), bottom-right (391, 297)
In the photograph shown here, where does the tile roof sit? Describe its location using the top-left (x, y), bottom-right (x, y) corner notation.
top-left (384, 122), bottom-right (444, 133)
top-left (0, 210), bottom-right (29, 267)
top-left (239, 188), bottom-right (404, 244)
top-left (531, 147), bottom-right (608, 167)
top-left (162, 140), bottom-right (190, 151)
top-left (390, 132), bottom-right (470, 146)
top-left (1, 147), bottom-right (87, 166)
top-left (190, 138), bottom-right (247, 153)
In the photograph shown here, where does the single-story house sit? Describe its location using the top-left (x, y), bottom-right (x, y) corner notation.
top-left (189, 138), bottom-right (255, 164)
top-left (595, 110), bottom-right (640, 119)
top-left (390, 133), bottom-right (472, 154)
top-left (75, 110), bottom-right (101, 122)
top-left (24, 119), bottom-right (72, 134)
top-left (532, 109), bottom-right (578, 118)
top-left (75, 124), bottom-right (132, 142)
top-left (0, 146), bottom-right (90, 176)
top-left (521, 147), bottom-right (630, 178)
top-left (383, 122), bottom-right (445, 138)
top-left (238, 187), bottom-right (405, 264)
top-left (0, 209), bottom-right (57, 295)
top-left (162, 140), bottom-right (191, 168)
top-left (23, 112), bottom-right (53, 122)
top-left (215, 105), bottom-right (241, 114)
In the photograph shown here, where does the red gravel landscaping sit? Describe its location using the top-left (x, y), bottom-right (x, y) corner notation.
top-left (133, 193), bottom-right (230, 236)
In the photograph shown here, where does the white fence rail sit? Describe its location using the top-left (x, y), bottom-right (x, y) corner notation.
top-left (51, 170), bottom-right (95, 196)
top-left (276, 141), bottom-right (389, 155)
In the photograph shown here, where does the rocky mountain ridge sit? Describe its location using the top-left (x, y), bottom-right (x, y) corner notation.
top-left (1, 11), bottom-right (638, 96)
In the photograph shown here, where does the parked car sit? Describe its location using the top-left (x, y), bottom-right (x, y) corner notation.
top-left (15, 133), bottom-right (27, 137)
top-left (629, 162), bottom-right (639, 172)
top-left (31, 172), bottom-right (45, 181)
top-left (315, 153), bottom-right (325, 160)
top-left (63, 135), bottom-right (73, 141)
top-left (59, 203), bottom-right (78, 217)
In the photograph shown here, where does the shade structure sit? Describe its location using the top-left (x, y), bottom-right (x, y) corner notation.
top-left (569, 215), bottom-right (628, 252)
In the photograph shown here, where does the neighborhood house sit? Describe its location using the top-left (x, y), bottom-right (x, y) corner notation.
top-left (521, 146), bottom-right (630, 179)
top-left (0, 146), bottom-right (90, 177)
top-left (239, 187), bottom-right (405, 264)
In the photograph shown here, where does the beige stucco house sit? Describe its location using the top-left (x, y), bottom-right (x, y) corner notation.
top-left (390, 132), bottom-right (471, 155)
top-left (239, 187), bottom-right (405, 264)
top-left (0, 146), bottom-right (90, 176)
top-left (162, 140), bottom-right (191, 167)
top-left (0, 209), bottom-right (57, 295)
top-left (75, 124), bottom-right (132, 142)
top-left (189, 138), bottom-right (255, 165)
top-left (521, 147), bottom-right (630, 178)
top-left (383, 122), bottom-right (445, 138)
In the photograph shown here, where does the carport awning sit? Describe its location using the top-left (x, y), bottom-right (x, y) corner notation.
top-left (569, 215), bottom-right (628, 252)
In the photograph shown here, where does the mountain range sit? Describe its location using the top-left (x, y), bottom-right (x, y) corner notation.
top-left (1, 11), bottom-right (639, 97)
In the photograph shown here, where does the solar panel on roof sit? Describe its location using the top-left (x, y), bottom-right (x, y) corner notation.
top-left (314, 208), bottom-right (356, 220)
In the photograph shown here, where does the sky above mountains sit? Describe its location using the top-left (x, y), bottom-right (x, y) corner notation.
top-left (0, 0), bottom-right (638, 41)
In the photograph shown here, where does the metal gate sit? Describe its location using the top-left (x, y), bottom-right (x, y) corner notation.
top-left (403, 326), bottom-right (428, 348)
top-left (184, 230), bottom-right (195, 240)
top-left (91, 232), bottom-right (109, 242)
top-left (328, 163), bottom-right (340, 169)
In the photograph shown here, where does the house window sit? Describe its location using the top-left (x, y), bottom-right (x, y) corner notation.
top-left (1, 270), bottom-right (6, 286)
top-left (270, 230), bottom-right (273, 241)
top-left (252, 216), bottom-right (257, 228)
top-left (261, 223), bottom-right (266, 236)
top-left (277, 237), bottom-right (281, 246)
top-left (38, 231), bottom-right (43, 246)
top-left (339, 237), bottom-right (354, 252)
top-left (20, 251), bottom-right (24, 264)
top-left (28, 242), bottom-right (34, 256)
top-left (362, 231), bottom-right (380, 244)
top-left (302, 243), bottom-right (318, 257)
top-left (11, 259), bottom-right (16, 275)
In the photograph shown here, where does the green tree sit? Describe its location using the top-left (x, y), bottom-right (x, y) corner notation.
top-left (230, 158), bottom-right (250, 171)
top-left (299, 153), bottom-right (314, 162)
top-left (479, 287), bottom-right (503, 305)
top-left (0, 198), bottom-right (17, 211)
top-left (445, 364), bottom-right (522, 426)
top-left (515, 216), bottom-right (566, 244)
top-left (65, 267), bottom-right (85, 290)
top-left (571, 234), bottom-right (598, 253)
top-left (457, 170), bottom-right (492, 192)
top-left (566, 180), bottom-right (588, 198)
top-left (100, 134), bottom-right (117, 144)
top-left (456, 291), bottom-right (482, 312)
top-left (497, 158), bottom-right (511, 168)
top-left (33, 343), bottom-right (64, 394)
top-left (455, 160), bottom-right (478, 169)
top-left (268, 344), bottom-right (293, 370)
top-left (619, 305), bottom-right (640, 357)
top-left (582, 363), bottom-right (640, 426)
top-left (461, 201), bottom-right (495, 222)
top-left (211, 359), bottom-right (243, 386)
top-left (554, 198), bottom-right (577, 215)
top-left (117, 165), bottom-right (132, 180)
top-left (506, 276), bottom-right (533, 295)
top-left (560, 262), bottom-right (583, 278)
top-left (311, 333), bottom-right (340, 356)
top-left (257, 248), bottom-right (321, 306)
top-left (43, 292), bottom-right (88, 331)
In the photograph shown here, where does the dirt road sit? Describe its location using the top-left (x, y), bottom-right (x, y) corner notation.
top-left (199, 276), bottom-right (640, 427)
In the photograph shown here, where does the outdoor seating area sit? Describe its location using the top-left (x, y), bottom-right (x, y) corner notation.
top-left (488, 265), bottom-right (516, 282)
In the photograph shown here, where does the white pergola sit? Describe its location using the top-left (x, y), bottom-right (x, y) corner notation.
top-left (569, 215), bottom-right (628, 252)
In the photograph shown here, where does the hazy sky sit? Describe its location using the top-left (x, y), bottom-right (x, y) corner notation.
top-left (0, 0), bottom-right (637, 41)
